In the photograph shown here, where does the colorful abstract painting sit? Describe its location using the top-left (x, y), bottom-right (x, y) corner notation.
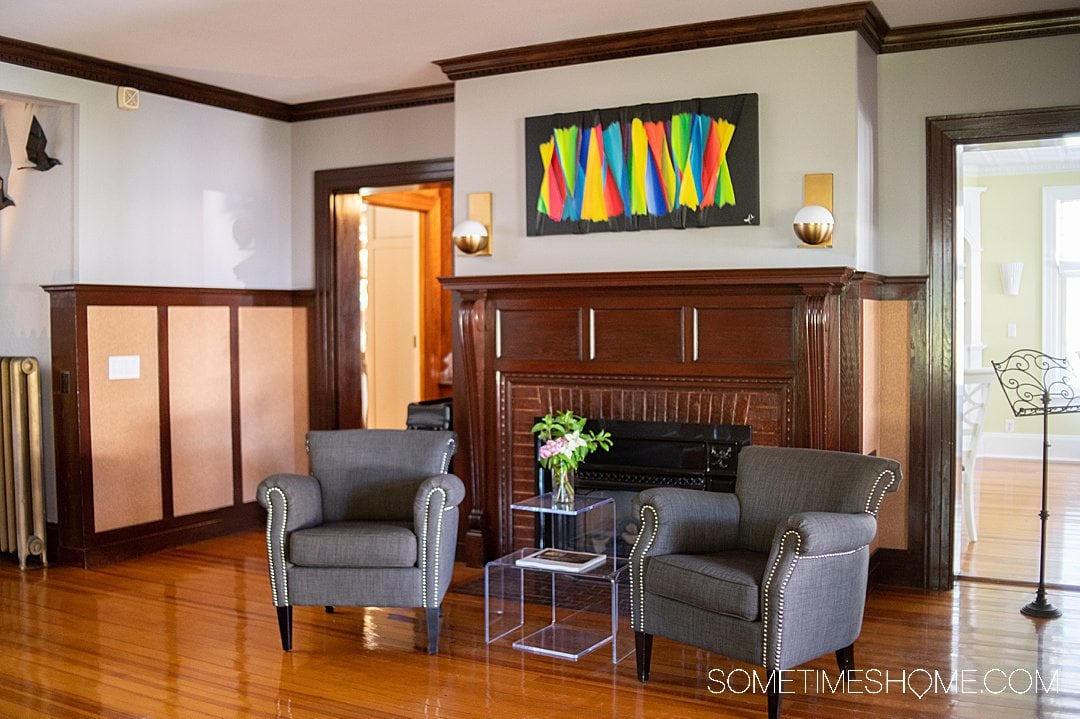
top-left (525, 94), bottom-right (758, 236)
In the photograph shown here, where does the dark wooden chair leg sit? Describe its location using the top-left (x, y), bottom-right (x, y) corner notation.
top-left (635, 631), bottom-right (653, 682)
top-left (276, 606), bottom-right (292, 651)
top-left (426, 607), bottom-right (440, 654)
top-left (767, 669), bottom-right (782, 719)
top-left (325, 605), bottom-right (334, 613)
top-left (835, 643), bottom-right (855, 673)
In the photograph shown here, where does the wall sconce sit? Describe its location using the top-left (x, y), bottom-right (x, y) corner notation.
top-left (793, 173), bottom-right (834, 247)
top-left (1000, 262), bottom-right (1024, 295)
top-left (452, 192), bottom-right (492, 256)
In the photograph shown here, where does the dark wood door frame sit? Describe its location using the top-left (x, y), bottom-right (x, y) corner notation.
top-left (924, 105), bottom-right (1080, 590)
top-left (311, 158), bottom-right (454, 430)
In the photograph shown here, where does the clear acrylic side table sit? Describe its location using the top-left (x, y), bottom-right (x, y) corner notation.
top-left (484, 493), bottom-right (632, 663)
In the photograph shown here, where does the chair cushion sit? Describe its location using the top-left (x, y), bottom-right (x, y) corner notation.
top-left (644, 550), bottom-right (768, 621)
top-left (288, 521), bottom-right (417, 568)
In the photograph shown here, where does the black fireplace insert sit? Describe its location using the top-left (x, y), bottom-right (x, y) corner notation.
top-left (534, 418), bottom-right (751, 556)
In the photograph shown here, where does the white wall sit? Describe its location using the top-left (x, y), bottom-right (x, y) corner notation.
top-left (453, 33), bottom-right (868, 277)
top-left (855, 37), bottom-right (878, 271)
top-left (877, 35), bottom-right (1080, 276)
top-left (0, 98), bottom-right (74, 522)
top-left (0, 64), bottom-right (294, 289)
top-left (289, 104), bottom-right (455, 287)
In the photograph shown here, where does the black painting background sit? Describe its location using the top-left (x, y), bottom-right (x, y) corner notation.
top-left (524, 93), bottom-right (759, 237)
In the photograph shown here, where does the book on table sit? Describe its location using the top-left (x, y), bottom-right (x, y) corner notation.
top-left (515, 548), bottom-right (606, 573)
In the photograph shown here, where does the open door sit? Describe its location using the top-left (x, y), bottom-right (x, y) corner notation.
top-left (312, 159), bottom-right (453, 431)
top-left (324, 183), bottom-right (452, 429)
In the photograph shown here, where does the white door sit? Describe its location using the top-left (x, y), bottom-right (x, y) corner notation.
top-left (364, 205), bottom-right (420, 429)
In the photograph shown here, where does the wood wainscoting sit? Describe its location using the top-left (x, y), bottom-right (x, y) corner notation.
top-left (43, 284), bottom-right (314, 567)
top-left (441, 268), bottom-right (923, 566)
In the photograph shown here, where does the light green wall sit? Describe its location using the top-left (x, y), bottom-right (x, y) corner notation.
top-left (976, 170), bottom-right (1080, 435)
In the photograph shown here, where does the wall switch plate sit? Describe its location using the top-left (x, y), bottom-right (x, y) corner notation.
top-left (108, 355), bottom-right (140, 380)
top-left (1007, 323), bottom-right (1017, 337)
top-left (1005, 419), bottom-right (1015, 433)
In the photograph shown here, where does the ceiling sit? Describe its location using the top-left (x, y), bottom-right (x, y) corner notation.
top-left (963, 138), bottom-right (1080, 177)
top-left (1, 0), bottom-right (1075, 104)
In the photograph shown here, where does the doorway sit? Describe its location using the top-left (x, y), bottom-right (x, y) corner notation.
top-left (954, 137), bottom-right (1080, 587)
top-left (923, 106), bottom-right (1080, 590)
top-left (311, 159), bottom-right (454, 431)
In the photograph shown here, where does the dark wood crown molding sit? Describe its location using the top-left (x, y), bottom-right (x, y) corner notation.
top-left (290, 84), bottom-right (454, 122)
top-left (4, 5), bottom-right (1078, 120)
top-left (435, 3), bottom-right (887, 81)
top-left (882, 7), bottom-right (1080, 53)
top-left (0, 34), bottom-right (292, 121)
top-left (434, 3), bottom-right (1080, 82)
top-left (0, 34), bottom-right (452, 123)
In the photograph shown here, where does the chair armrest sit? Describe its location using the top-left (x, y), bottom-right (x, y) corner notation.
top-left (633, 487), bottom-right (740, 558)
top-left (257, 473), bottom-right (323, 608)
top-left (760, 511), bottom-right (877, 671)
top-left (257, 473), bottom-right (324, 532)
top-left (630, 488), bottom-right (740, 632)
top-left (413, 474), bottom-right (466, 515)
top-left (413, 474), bottom-right (466, 608)
top-left (779, 511), bottom-right (878, 556)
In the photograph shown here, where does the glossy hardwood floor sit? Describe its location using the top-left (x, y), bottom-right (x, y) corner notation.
top-left (959, 459), bottom-right (1080, 587)
top-left (1, 531), bottom-right (1078, 718)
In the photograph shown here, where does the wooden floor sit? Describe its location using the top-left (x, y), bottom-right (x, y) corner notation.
top-left (2, 532), bottom-right (1079, 718)
top-left (959, 458), bottom-right (1080, 587)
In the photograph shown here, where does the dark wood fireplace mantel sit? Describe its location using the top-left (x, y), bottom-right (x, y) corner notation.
top-left (441, 267), bottom-right (906, 564)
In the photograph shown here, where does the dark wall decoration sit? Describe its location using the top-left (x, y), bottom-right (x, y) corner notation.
top-left (525, 93), bottom-right (758, 236)
top-left (23, 116), bottom-right (61, 171)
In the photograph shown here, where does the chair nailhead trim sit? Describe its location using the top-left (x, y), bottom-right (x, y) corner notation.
top-left (629, 503), bottom-right (658, 632)
top-left (762, 529), bottom-right (801, 669)
top-left (864, 469), bottom-right (896, 516)
top-left (421, 486), bottom-right (447, 609)
top-left (800, 545), bottom-right (868, 560)
top-left (264, 487), bottom-right (289, 606)
top-left (441, 438), bottom-right (455, 474)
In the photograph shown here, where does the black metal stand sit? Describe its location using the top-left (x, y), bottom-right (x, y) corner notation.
top-left (991, 350), bottom-right (1079, 620)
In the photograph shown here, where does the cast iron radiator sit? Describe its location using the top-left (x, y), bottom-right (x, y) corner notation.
top-left (0, 357), bottom-right (47, 569)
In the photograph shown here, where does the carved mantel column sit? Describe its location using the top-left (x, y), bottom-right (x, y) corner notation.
top-left (799, 278), bottom-right (847, 451)
top-left (450, 289), bottom-right (491, 565)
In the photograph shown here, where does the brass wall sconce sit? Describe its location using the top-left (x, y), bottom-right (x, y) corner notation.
top-left (452, 192), bottom-right (492, 256)
top-left (793, 173), bottom-right (834, 247)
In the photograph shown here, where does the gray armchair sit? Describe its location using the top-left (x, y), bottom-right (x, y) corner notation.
top-left (630, 446), bottom-right (900, 719)
top-left (257, 429), bottom-right (464, 654)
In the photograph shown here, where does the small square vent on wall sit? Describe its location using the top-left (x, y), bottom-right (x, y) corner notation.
top-left (116, 86), bottom-right (140, 111)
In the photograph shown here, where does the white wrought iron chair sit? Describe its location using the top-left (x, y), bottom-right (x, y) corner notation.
top-left (960, 368), bottom-right (994, 543)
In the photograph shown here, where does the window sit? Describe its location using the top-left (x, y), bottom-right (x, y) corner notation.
top-left (1043, 185), bottom-right (1080, 361)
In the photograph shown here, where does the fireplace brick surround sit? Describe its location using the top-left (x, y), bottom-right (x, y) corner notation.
top-left (441, 268), bottom-right (918, 567)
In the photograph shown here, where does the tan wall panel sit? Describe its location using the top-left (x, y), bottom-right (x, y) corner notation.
top-left (87, 306), bottom-right (163, 532)
top-left (873, 300), bottom-right (911, 550)
top-left (239, 307), bottom-right (309, 502)
top-left (168, 306), bottom-right (234, 517)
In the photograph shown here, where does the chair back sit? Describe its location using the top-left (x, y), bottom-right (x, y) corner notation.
top-left (734, 446), bottom-right (900, 553)
top-left (307, 429), bottom-right (456, 522)
top-left (960, 368), bottom-right (994, 471)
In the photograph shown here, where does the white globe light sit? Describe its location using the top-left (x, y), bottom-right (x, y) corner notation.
top-left (793, 205), bottom-right (834, 225)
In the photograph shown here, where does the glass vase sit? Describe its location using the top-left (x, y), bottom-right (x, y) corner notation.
top-left (551, 465), bottom-right (575, 506)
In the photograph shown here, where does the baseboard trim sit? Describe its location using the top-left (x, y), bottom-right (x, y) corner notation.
top-left (978, 432), bottom-right (1080, 462)
top-left (869, 548), bottom-right (921, 587)
top-left (56, 503), bottom-right (264, 568)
